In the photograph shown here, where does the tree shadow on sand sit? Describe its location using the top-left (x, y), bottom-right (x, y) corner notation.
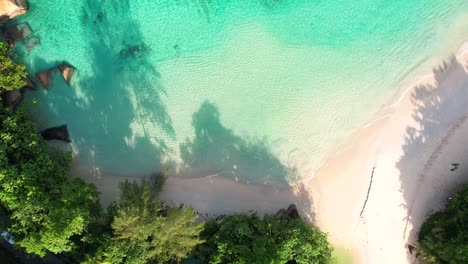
top-left (179, 100), bottom-right (298, 184)
top-left (395, 56), bottom-right (468, 262)
top-left (23, 0), bottom-right (174, 176)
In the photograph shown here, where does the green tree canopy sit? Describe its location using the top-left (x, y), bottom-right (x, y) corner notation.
top-left (418, 184), bottom-right (468, 263)
top-left (0, 42), bottom-right (27, 91)
top-left (196, 213), bottom-right (332, 264)
top-left (97, 176), bottom-right (204, 264)
top-left (0, 106), bottom-right (101, 257)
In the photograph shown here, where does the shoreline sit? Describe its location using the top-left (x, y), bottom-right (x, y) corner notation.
top-left (71, 43), bottom-right (468, 263)
top-left (294, 42), bottom-right (468, 184)
top-left (308, 45), bottom-right (468, 263)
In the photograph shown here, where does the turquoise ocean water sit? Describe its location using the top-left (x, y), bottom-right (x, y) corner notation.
top-left (12, 0), bottom-right (468, 183)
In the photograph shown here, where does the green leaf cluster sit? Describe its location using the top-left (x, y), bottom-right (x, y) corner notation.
top-left (0, 42), bottom-right (27, 91)
top-left (0, 106), bottom-right (101, 257)
top-left (196, 213), bottom-right (332, 264)
top-left (418, 184), bottom-right (468, 263)
top-left (89, 176), bottom-right (204, 264)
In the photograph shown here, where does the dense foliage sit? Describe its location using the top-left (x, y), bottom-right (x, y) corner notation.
top-left (0, 42), bottom-right (27, 91)
top-left (0, 106), bottom-right (101, 256)
top-left (196, 213), bottom-right (332, 264)
top-left (83, 176), bottom-right (204, 264)
top-left (418, 184), bottom-right (468, 263)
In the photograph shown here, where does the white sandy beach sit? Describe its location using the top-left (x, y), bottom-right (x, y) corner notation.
top-left (74, 44), bottom-right (468, 263)
top-left (309, 48), bottom-right (468, 263)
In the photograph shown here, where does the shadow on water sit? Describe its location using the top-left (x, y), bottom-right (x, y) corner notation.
top-left (76, 0), bottom-right (174, 175)
top-left (395, 56), bottom-right (468, 262)
top-left (179, 100), bottom-right (297, 184)
top-left (24, 0), bottom-right (174, 176)
top-left (16, 0), bottom-right (300, 185)
top-left (18, 0), bottom-right (308, 212)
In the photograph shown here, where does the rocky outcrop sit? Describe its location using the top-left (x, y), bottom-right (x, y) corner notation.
top-left (23, 76), bottom-right (35, 90)
top-left (40, 125), bottom-right (71, 143)
top-left (0, 88), bottom-right (21, 108)
top-left (36, 63), bottom-right (76, 89)
top-left (275, 204), bottom-right (300, 221)
top-left (2, 22), bottom-right (32, 45)
top-left (0, 0), bottom-right (28, 23)
top-left (0, 77), bottom-right (36, 108)
top-left (35, 68), bottom-right (55, 89)
top-left (1, 22), bottom-right (40, 51)
top-left (57, 63), bottom-right (75, 85)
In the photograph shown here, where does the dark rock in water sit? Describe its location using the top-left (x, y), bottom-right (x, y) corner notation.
top-left (119, 42), bottom-right (150, 58)
top-left (119, 45), bottom-right (140, 58)
top-left (1, 89), bottom-right (21, 108)
top-left (285, 204), bottom-right (300, 219)
top-left (57, 63), bottom-right (75, 85)
top-left (35, 63), bottom-right (75, 88)
top-left (2, 22), bottom-right (32, 45)
top-left (129, 45), bottom-right (141, 53)
top-left (97, 11), bottom-right (104, 22)
top-left (174, 44), bottom-right (181, 56)
top-left (275, 204), bottom-right (300, 221)
top-left (35, 68), bottom-right (55, 89)
top-left (23, 77), bottom-right (36, 90)
top-left (40, 125), bottom-right (71, 143)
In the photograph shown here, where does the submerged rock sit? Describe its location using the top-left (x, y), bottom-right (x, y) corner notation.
top-left (40, 125), bottom-right (71, 143)
top-left (0, 0), bottom-right (28, 22)
top-left (119, 42), bottom-right (150, 58)
top-left (2, 22), bottom-right (32, 45)
top-left (97, 11), bottom-right (104, 22)
top-left (35, 68), bottom-right (55, 89)
top-left (275, 204), bottom-right (300, 221)
top-left (58, 63), bottom-right (75, 85)
top-left (25, 36), bottom-right (41, 52)
top-left (174, 44), bottom-right (181, 56)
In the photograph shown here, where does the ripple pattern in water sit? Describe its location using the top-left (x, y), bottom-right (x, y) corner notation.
top-left (13, 0), bottom-right (468, 183)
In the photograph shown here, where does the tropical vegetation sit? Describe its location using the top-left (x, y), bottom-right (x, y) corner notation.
top-left (418, 184), bottom-right (468, 263)
top-left (0, 106), bottom-right (101, 256)
top-left (0, 42), bottom-right (27, 91)
top-left (82, 176), bottom-right (204, 264)
top-left (195, 213), bottom-right (333, 264)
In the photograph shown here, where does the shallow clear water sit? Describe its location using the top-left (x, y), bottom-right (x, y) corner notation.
top-left (13, 0), bottom-right (468, 183)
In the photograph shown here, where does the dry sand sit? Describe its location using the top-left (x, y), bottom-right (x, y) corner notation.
top-left (74, 45), bottom-right (468, 263)
top-left (310, 50), bottom-right (468, 263)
